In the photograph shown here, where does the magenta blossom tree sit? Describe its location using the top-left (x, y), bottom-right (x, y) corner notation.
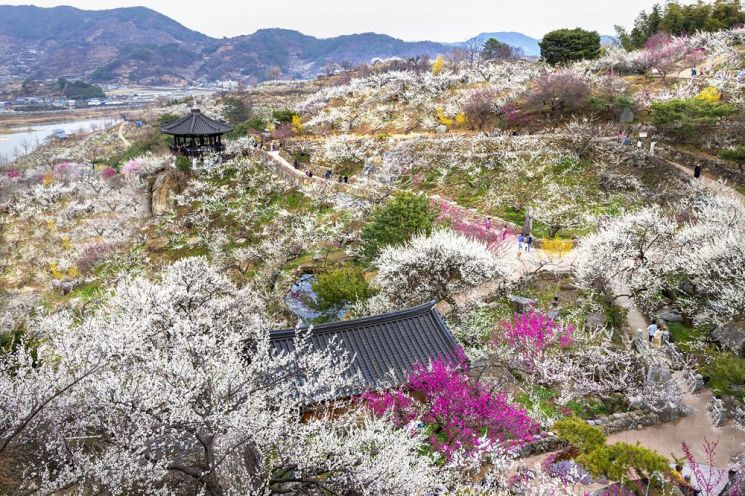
top-left (364, 350), bottom-right (539, 461)
top-left (101, 166), bottom-right (117, 179)
top-left (494, 310), bottom-right (574, 371)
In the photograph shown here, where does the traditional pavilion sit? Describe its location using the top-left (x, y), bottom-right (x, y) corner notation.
top-left (160, 108), bottom-right (232, 157)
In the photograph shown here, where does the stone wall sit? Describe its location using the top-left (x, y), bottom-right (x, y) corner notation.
top-left (515, 409), bottom-right (666, 458)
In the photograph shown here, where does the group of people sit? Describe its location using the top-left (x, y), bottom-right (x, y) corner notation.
top-left (646, 319), bottom-right (671, 347)
top-left (292, 159), bottom-right (349, 183)
top-left (517, 232), bottom-right (534, 254)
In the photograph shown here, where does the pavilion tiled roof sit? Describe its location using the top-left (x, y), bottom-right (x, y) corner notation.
top-left (160, 108), bottom-right (232, 136)
top-left (270, 301), bottom-right (460, 394)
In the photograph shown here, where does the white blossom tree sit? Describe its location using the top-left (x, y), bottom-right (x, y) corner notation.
top-left (575, 186), bottom-right (745, 328)
top-left (371, 229), bottom-right (514, 308)
top-left (1, 258), bottom-right (442, 495)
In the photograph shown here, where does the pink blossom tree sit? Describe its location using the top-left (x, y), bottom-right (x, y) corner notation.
top-left (494, 310), bottom-right (574, 372)
top-left (364, 351), bottom-right (540, 461)
top-left (639, 32), bottom-right (688, 82)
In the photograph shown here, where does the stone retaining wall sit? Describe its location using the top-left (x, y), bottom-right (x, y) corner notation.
top-left (516, 409), bottom-right (665, 458)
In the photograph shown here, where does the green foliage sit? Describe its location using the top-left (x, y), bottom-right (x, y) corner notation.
top-left (589, 95), bottom-right (634, 118)
top-left (360, 192), bottom-right (436, 260)
top-left (539, 28), bottom-right (601, 66)
top-left (701, 352), bottom-right (745, 400)
top-left (176, 156), bottom-right (192, 173)
top-left (311, 267), bottom-right (371, 313)
top-left (553, 417), bottom-right (607, 454)
top-left (226, 117), bottom-right (267, 139)
top-left (616, 0), bottom-right (745, 50)
top-left (651, 98), bottom-right (734, 138)
top-left (158, 113), bottom-right (181, 126)
top-left (577, 442), bottom-right (669, 481)
top-left (481, 38), bottom-right (515, 60)
top-left (720, 145), bottom-right (745, 163)
top-left (51, 78), bottom-right (106, 100)
top-left (556, 418), bottom-right (668, 483)
top-left (108, 128), bottom-right (169, 167)
top-left (272, 108), bottom-right (298, 124)
top-left (222, 96), bottom-right (249, 125)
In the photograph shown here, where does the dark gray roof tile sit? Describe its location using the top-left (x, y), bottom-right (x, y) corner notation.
top-left (269, 301), bottom-right (459, 398)
top-left (160, 108), bottom-right (232, 136)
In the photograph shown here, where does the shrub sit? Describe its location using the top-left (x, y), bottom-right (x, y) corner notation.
top-left (272, 109), bottom-right (298, 124)
top-left (221, 96), bottom-right (249, 125)
top-left (555, 418), bottom-right (669, 483)
top-left (463, 88), bottom-right (499, 129)
top-left (553, 417), bottom-right (606, 454)
top-left (432, 56), bottom-right (445, 75)
top-left (360, 192), bottom-right (436, 260)
top-left (701, 353), bottom-right (745, 400)
top-left (578, 443), bottom-right (669, 482)
top-left (364, 354), bottom-right (539, 461)
top-left (719, 145), bottom-right (745, 164)
top-left (226, 117), bottom-right (268, 139)
top-left (311, 267), bottom-right (370, 314)
top-left (651, 98), bottom-right (734, 138)
top-left (176, 156), bottom-right (192, 172)
top-left (697, 86), bottom-right (722, 103)
top-left (526, 70), bottom-right (591, 115)
top-left (158, 113), bottom-right (181, 126)
top-left (540, 28), bottom-right (601, 66)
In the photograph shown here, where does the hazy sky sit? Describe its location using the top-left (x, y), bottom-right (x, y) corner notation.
top-left (5, 0), bottom-right (673, 40)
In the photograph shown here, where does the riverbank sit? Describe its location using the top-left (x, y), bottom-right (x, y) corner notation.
top-left (0, 106), bottom-right (149, 128)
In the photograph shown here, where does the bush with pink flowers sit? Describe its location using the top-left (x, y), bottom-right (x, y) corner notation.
top-left (364, 351), bottom-right (539, 461)
top-left (494, 310), bottom-right (575, 371)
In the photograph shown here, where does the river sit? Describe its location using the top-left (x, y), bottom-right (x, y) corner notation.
top-left (0, 116), bottom-right (120, 162)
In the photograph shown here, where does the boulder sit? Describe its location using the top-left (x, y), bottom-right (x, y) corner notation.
top-left (712, 321), bottom-right (745, 358)
top-left (150, 169), bottom-right (187, 216)
top-left (619, 107), bottom-right (634, 124)
top-left (435, 125), bottom-right (447, 134)
top-left (659, 310), bottom-right (684, 323)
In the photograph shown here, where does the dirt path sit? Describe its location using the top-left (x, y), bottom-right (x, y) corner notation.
top-left (665, 156), bottom-right (745, 206)
top-left (117, 122), bottom-right (131, 147)
top-left (608, 389), bottom-right (745, 468)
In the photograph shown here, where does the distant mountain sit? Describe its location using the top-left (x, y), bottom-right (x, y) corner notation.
top-left (465, 32), bottom-right (541, 57)
top-left (600, 35), bottom-right (619, 47)
top-left (199, 29), bottom-right (449, 81)
top-left (0, 5), bottom-right (550, 85)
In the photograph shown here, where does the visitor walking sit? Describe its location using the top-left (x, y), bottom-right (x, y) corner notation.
top-left (517, 233), bottom-right (524, 251)
top-left (343, 176), bottom-right (348, 184)
top-left (485, 217), bottom-right (492, 231)
top-left (647, 320), bottom-right (658, 343)
top-left (694, 164), bottom-right (702, 179)
top-left (526, 234), bottom-right (533, 252)
top-left (293, 159), bottom-right (299, 169)
top-left (325, 169), bottom-right (332, 180)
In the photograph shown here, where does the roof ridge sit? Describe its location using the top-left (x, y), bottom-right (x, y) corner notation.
top-left (270, 300), bottom-right (438, 339)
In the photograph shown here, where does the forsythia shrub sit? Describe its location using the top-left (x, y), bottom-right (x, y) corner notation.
top-left (432, 56), bottom-right (445, 76)
top-left (291, 114), bottom-right (303, 134)
top-left (436, 108), bottom-right (453, 127)
top-left (697, 86), bottom-right (721, 103)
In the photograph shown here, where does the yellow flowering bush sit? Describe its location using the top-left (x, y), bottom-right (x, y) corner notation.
top-left (697, 86), bottom-right (721, 103)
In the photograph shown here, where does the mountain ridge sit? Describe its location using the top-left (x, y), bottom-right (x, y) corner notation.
top-left (0, 5), bottom-right (600, 84)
